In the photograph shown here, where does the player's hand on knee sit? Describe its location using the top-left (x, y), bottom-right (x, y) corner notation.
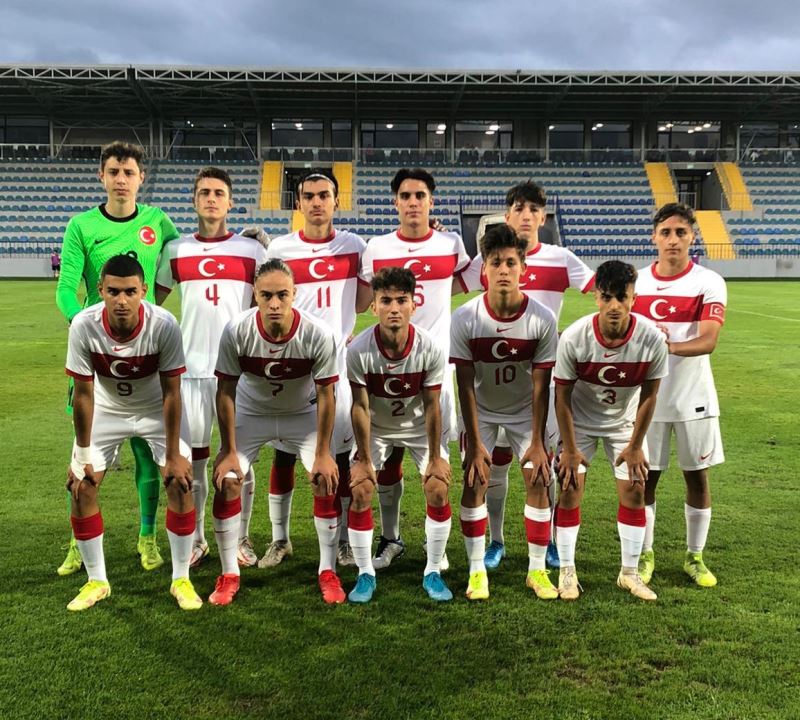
top-left (311, 453), bottom-right (339, 496)
top-left (463, 443), bottom-right (491, 488)
top-left (212, 450), bottom-right (244, 491)
top-left (558, 449), bottom-right (586, 492)
top-left (67, 463), bottom-right (97, 499)
top-left (424, 456), bottom-right (451, 487)
top-left (616, 446), bottom-right (648, 486)
top-left (164, 455), bottom-right (193, 493)
top-left (349, 460), bottom-right (377, 491)
top-left (520, 442), bottom-right (551, 487)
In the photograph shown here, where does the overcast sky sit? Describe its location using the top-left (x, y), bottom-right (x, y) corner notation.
top-left (2, 0), bottom-right (800, 72)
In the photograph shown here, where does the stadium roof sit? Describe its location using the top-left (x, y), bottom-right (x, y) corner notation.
top-left (2, 64), bottom-right (800, 123)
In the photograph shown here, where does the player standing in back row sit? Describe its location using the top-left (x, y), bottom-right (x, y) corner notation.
top-left (358, 168), bottom-right (470, 569)
top-left (156, 167), bottom-right (269, 567)
top-left (633, 203), bottom-right (726, 588)
top-left (56, 141), bottom-right (180, 576)
top-left (261, 168), bottom-right (368, 570)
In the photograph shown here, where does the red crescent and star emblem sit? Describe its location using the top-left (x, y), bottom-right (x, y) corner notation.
top-left (139, 226), bottom-right (156, 246)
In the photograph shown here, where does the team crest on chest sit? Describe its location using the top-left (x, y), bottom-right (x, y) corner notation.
top-left (139, 226), bottom-right (156, 246)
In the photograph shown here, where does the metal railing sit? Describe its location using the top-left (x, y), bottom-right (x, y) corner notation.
top-left (738, 147), bottom-right (800, 164)
top-left (644, 148), bottom-right (735, 163)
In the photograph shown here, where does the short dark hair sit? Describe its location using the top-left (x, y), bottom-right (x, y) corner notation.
top-left (505, 181), bottom-right (547, 209)
top-left (653, 202), bottom-right (696, 229)
top-left (297, 167), bottom-right (339, 199)
top-left (255, 258), bottom-right (294, 281)
top-left (193, 166), bottom-right (233, 196)
top-left (479, 224), bottom-right (527, 264)
top-left (390, 168), bottom-right (435, 195)
top-left (371, 267), bottom-right (416, 296)
top-left (595, 260), bottom-right (637, 297)
top-left (100, 141), bottom-right (145, 171)
top-left (100, 254), bottom-right (144, 282)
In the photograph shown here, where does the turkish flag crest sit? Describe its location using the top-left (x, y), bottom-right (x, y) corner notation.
top-left (139, 226), bottom-right (156, 246)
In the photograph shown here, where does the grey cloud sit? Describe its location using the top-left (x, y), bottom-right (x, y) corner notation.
top-left (1, 0), bottom-right (799, 71)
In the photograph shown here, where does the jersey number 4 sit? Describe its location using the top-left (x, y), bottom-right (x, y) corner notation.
top-left (205, 284), bottom-right (220, 306)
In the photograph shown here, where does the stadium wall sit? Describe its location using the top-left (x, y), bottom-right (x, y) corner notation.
top-left (2, 257), bottom-right (799, 280)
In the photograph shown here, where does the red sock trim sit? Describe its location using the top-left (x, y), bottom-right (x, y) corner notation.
top-left (427, 503), bottom-right (452, 523)
top-left (348, 507), bottom-right (373, 531)
top-left (269, 464), bottom-right (295, 494)
top-left (557, 505), bottom-right (581, 528)
top-left (491, 448), bottom-right (513, 466)
top-left (617, 504), bottom-right (646, 527)
top-left (212, 494), bottom-right (241, 520)
top-left (191, 446), bottom-right (210, 461)
top-left (314, 494), bottom-right (339, 519)
top-left (460, 516), bottom-right (488, 538)
top-left (377, 461), bottom-right (403, 487)
top-left (71, 512), bottom-right (103, 540)
top-left (525, 518), bottom-right (550, 546)
top-left (166, 508), bottom-right (196, 536)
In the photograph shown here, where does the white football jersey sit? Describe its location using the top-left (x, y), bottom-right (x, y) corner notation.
top-left (156, 232), bottom-right (269, 378)
top-left (554, 313), bottom-right (669, 435)
top-left (633, 262), bottom-right (726, 422)
top-left (360, 229), bottom-right (470, 352)
top-left (66, 300), bottom-right (185, 416)
top-left (450, 294), bottom-right (558, 422)
top-left (266, 229), bottom-right (366, 353)
top-left (347, 323), bottom-right (446, 439)
top-left (215, 307), bottom-right (338, 416)
top-left (458, 242), bottom-right (595, 322)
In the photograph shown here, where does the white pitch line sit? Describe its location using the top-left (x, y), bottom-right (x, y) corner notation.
top-left (727, 308), bottom-right (800, 323)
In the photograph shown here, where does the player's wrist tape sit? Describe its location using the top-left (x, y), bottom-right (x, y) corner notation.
top-left (70, 458), bottom-right (87, 479)
top-left (75, 446), bottom-right (92, 464)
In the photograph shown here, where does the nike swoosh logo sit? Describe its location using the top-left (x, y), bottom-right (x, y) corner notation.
top-left (496, 327), bottom-right (512, 333)
top-left (699, 452), bottom-right (712, 460)
top-left (328, 523), bottom-right (340, 530)
top-left (202, 246), bottom-right (214, 251)
top-left (603, 352), bottom-right (619, 358)
top-left (407, 247), bottom-right (424, 253)
top-left (94, 238), bottom-right (108, 245)
top-left (312, 247), bottom-right (327, 253)
top-left (656, 285), bottom-right (670, 291)
top-left (343, 436), bottom-right (353, 444)
top-left (269, 348), bottom-right (281, 354)
top-left (386, 363), bottom-right (402, 370)
top-left (112, 345), bottom-right (127, 351)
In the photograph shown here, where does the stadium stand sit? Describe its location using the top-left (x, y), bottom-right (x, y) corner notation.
top-left (724, 164), bottom-right (800, 257)
top-left (0, 157), bottom-right (702, 258)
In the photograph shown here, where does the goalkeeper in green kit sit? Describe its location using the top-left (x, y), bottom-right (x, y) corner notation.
top-left (56, 141), bottom-right (180, 575)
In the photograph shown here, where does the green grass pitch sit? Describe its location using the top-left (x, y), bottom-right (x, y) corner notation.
top-left (0, 279), bottom-right (798, 720)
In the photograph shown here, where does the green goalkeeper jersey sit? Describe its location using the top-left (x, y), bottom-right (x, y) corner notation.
top-left (56, 204), bottom-right (180, 322)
